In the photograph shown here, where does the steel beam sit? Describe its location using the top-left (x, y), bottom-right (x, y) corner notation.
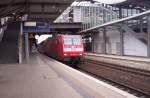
top-left (0, 2), bottom-right (70, 8)
top-left (50, 23), bottom-right (82, 29)
top-left (29, 12), bottom-right (61, 15)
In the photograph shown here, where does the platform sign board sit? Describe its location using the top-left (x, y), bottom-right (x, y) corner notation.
top-left (23, 22), bottom-right (50, 33)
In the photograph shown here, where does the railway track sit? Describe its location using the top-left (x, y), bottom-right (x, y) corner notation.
top-left (77, 58), bottom-right (150, 98)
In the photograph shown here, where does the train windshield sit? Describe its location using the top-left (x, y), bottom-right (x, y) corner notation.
top-left (64, 38), bottom-right (72, 45)
top-left (64, 36), bottom-right (81, 45)
top-left (73, 38), bottom-right (81, 45)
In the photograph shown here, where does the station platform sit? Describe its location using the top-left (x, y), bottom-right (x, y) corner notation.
top-left (84, 53), bottom-right (150, 71)
top-left (0, 53), bottom-right (138, 98)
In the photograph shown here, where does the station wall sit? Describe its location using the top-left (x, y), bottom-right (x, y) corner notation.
top-left (92, 26), bottom-right (148, 57)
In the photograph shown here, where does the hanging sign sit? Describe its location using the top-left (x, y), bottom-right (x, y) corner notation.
top-left (23, 22), bottom-right (50, 33)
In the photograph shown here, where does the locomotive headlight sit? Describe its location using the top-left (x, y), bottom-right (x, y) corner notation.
top-left (76, 48), bottom-right (83, 51)
top-left (64, 48), bottom-right (71, 52)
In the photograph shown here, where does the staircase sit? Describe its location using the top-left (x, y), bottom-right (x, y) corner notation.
top-left (121, 24), bottom-right (147, 45)
top-left (0, 22), bottom-right (20, 64)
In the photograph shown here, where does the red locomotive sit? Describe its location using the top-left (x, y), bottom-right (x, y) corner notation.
top-left (38, 34), bottom-right (84, 62)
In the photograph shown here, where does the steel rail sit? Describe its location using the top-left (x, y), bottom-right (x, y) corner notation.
top-left (78, 58), bottom-right (150, 97)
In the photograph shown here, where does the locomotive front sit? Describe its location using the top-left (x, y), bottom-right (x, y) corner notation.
top-left (62, 35), bottom-right (84, 62)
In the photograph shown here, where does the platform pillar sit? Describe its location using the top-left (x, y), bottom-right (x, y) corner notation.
top-left (120, 27), bottom-right (124, 56)
top-left (119, 7), bottom-right (122, 19)
top-left (147, 15), bottom-right (150, 57)
top-left (103, 28), bottom-right (107, 54)
top-left (91, 33), bottom-right (94, 53)
top-left (25, 33), bottom-right (30, 62)
top-left (18, 22), bottom-right (23, 63)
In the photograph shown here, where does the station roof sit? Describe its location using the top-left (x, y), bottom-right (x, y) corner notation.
top-left (0, 0), bottom-right (75, 22)
top-left (113, 0), bottom-right (150, 9)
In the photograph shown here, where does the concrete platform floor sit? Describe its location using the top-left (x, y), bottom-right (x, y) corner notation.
top-left (0, 53), bottom-right (138, 98)
top-left (0, 54), bottom-right (83, 98)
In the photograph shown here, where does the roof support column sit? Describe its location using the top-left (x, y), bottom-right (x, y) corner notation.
top-left (147, 15), bottom-right (150, 57)
top-left (25, 33), bottom-right (30, 62)
top-left (119, 26), bottom-right (124, 56)
top-left (119, 7), bottom-right (122, 19)
top-left (18, 22), bottom-right (23, 63)
top-left (103, 28), bottom-right (107, 54)
top-left (91, 33), bottom-right (94, 53)
top-left (140, 18), bottom-right (143, 34)
top-left (103, 4), bottom-right (106, 23)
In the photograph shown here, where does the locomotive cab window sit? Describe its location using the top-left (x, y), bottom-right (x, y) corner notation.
top-left (64, 36), bottom-right (81, 45)
top-left (73, 37), bottom-right (81, 45)
top-left (64, 37), bottom-right (72, 45)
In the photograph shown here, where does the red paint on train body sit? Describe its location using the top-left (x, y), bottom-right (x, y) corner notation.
top-left (39, 34), bottom-right (84, 61)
